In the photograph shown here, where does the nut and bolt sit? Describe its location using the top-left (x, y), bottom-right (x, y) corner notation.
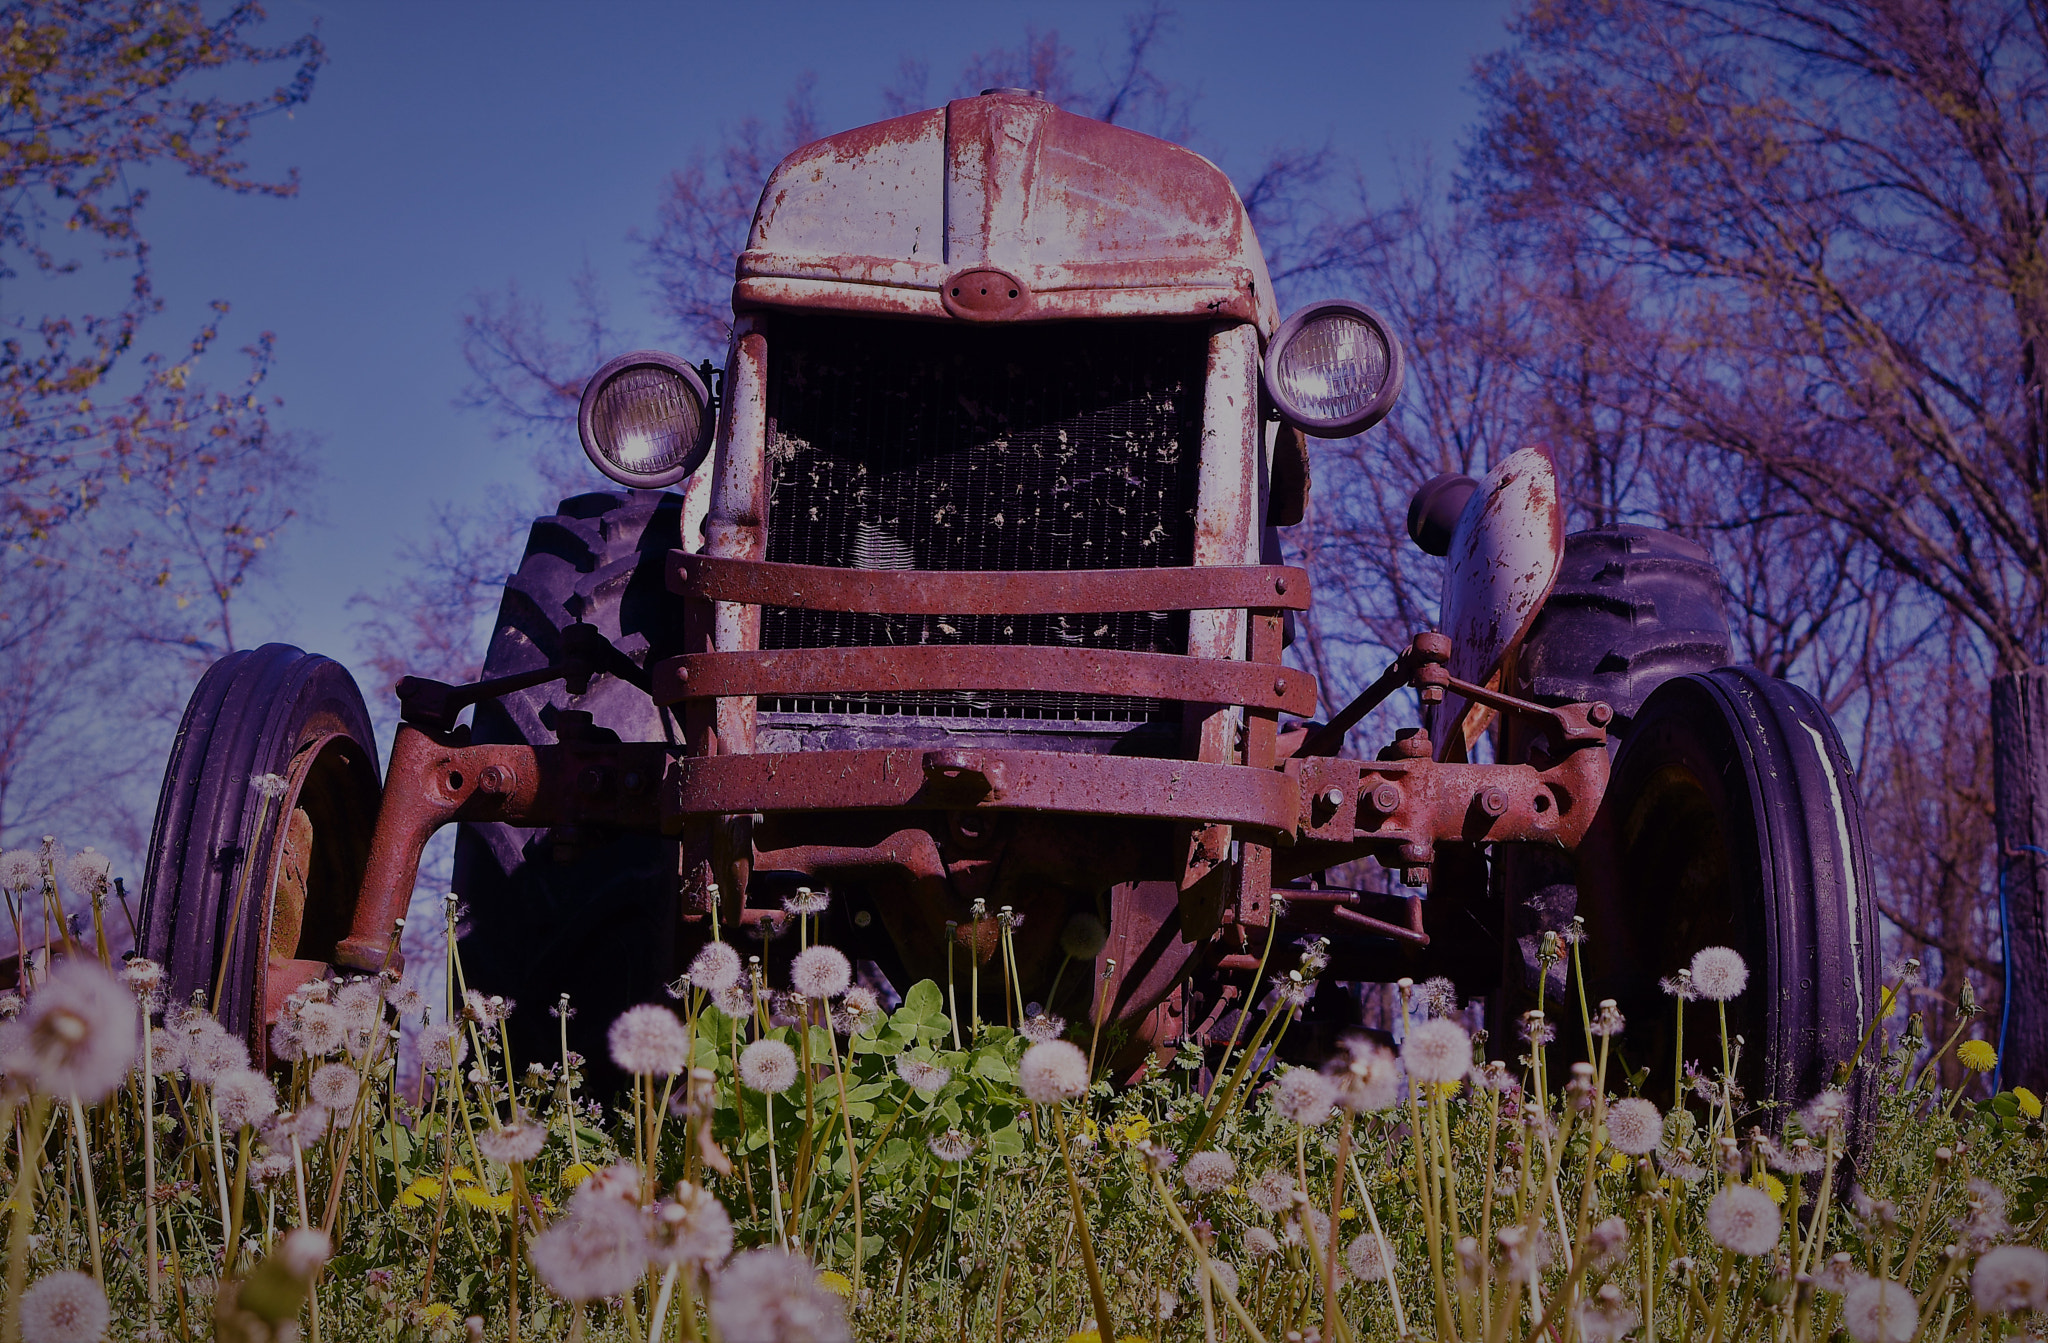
top-left (853, 909), bottom-right (873, 928)
top-left (575, 766), bottom-right (609, 797)
top-left (1480, 787), bottom-right (1510, 818)
top-left (1588, 701), bottom-right (1614, 726)
top-left (1392, 727), bottom-right (1434, 759)
top-left (1321, 786), bottom-right (1346, 810)
top-left (1368, 782), bottom-right (1404, 815)
top-left (477, 764), bottom-right (514, 795)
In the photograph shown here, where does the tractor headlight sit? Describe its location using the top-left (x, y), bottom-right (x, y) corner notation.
top-left (576, 351), bottom-right (714, 489)
top-left (1263, 300), bottom-right (1404, 437)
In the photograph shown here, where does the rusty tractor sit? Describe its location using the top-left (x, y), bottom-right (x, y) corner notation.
top-left (140, 89), bottom-right (1876, 1118)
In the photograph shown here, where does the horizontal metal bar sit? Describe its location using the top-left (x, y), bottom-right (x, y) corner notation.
top-left (650, 645), bottom-right (1320, 716)
top-left (667, 748), bottom-right (1300, 832)
top-left (667, 553), bottom-right (1310, 614)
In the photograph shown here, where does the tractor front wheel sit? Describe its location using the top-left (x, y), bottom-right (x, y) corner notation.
top-left (139, 644), bottom-right (383, 1051)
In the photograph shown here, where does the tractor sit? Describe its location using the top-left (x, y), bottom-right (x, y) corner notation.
top-left (140, 88), bottom-right (1877, 1119)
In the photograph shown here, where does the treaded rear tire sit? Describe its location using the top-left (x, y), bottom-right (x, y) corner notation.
top-left (1519, 525), bottom-right (1732, 731)
top-left (452, 490), bottom-right (689, 1081)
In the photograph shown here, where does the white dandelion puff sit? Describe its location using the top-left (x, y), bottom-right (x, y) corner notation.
top-left (928, 1129), bottom-right (977, 1163)
top-left (1248, 1169), bottom-right (1296, 1215)
top-left (686, 941), bottom-right (743, 992)
top-left (1018, 1039), bottom-right (1090, 1104)
top-left (738, 1038), bottom-right (799, 1094)
top-left (9, 957), bottom-right (138, 1103)
top-left (1345, 1231), bottom-right (1395, 1282)
top-left (478, 1122), bottom-right (546, 1166)
top-left (17, 1269), bottom-right (110, 1343)
top-left (1971, 1244), bottom-right (2048, 1316)
top-left (211, 1069), bottom-right (277, 1132)
top-left (790, 945), bottom-right (852, 999)
top-left (1403, 1017), bottom-right (1472, 1086)
top-left (1706, 1184), bottom-right (1780, 1256)
top-left (608, 1004), bottom-right (689, 1076)
top-left (648, 1182), bottom-right (733, 1268)
top-left (1689, 946), bottom-right (1749, 1001)
top-left (894, 1054), bottom-right (951, 1094)
top-left (1182, 1149), bottom-right (1235, 1195)
top-left (1605, 1098), bottom-right (1663, 1155)
top-left (1841, 1279), bottom-right (1918, 1343)
top-left (527, 1180), bottom-right (648, 1303)
top-left (707, 1247), bottom-right (851, 1343)
top-left (1272, 1067), bottom-right (1337, 1126)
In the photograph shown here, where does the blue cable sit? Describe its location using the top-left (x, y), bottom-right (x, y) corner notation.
top-left (1994, 842), bottom-right (2048, 1095)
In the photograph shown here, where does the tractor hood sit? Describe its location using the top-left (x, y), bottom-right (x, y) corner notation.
top-left (734, 89), bottom-right (1278, 333)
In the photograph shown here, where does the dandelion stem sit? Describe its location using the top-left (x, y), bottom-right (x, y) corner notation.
top-left (1049, 1102), bottom-right (1113, 1342)
top-left (1348, 1153), bottom-right (1409, 1338)
top-left (2, 1095), bottom-right (53, 1343)
top-left (66, 1094), bottom-right (103, 1284)
top-left (1147, 1165), bottom-right (1271, 1343)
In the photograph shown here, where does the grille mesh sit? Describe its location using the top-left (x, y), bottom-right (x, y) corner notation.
top-left (761, 316), bottom-right (1205, 721)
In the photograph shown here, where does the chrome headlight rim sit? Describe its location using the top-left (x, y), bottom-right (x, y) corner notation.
top-left (576, 349), bottom-right (715, 490)
top-left (1263, 299), bottom-right (1405, 438)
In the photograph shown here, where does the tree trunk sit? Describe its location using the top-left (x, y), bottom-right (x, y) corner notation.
top-left (1991, 667), bottom-right (2048, 1092)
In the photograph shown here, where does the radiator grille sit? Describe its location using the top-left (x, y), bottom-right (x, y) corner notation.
top-left (761, 316), bottom-right (1205, 721)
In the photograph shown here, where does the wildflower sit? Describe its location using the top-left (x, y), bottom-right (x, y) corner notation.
top-left (120, 957), bottom-right (165, 1000)
top-left (0, 849), bottom-right (40, 894)
top-left (308, 1062), bottom-right (360, 1111)
top-left (1519, 1010), bottom-right (1556, 1046)
top-left (59, 849), bottom-right (111, 902)
top-left (1245, 1227), bottom-right (1281, 1258)
top-left (17, 1269), bottom-right (110, 1343)
top-left (1591, 998), bottom-right (1625, 1036)
top-left (8, 957), bottom-right (138, 1103)
top-left (528, 1178), bottom-right (649, 1302)
top-left (1193, 1260), bottom-right (1240, 1298)
top-left (1268, 972), bottom-right (1315, 1010)
top-left (148, 1031), bottom-right (185, 1078)
top-left (1182, 1149), bottom-right (1235, 1195)
top-left (249, 1152), bottom-right (296, 1189)
top-left (417, 1021), bottom-right (468, 1074)
top-left (1576, 1283), bottom-right (1640, 1343)
top-left (1345, 1231), bottom-right (1395, 1282)
top-left (782, 887), bottom-right (830, 917)
top-left (1020, 1011), bottom-right (1066, 1044)
top-left (928, 1129), bottom-right (977, 1163)
top-left (648, 1183), bottom-right (734, 1269)
top-left (1841, 1278), bottom-right (1918, 1343)
top-left (608, 1004), bottom-right (689, 1076)
top-left (790, 945), bottom-right (852, 999)
top-left (1060, 913), bottom-right (1108, 960)
top-left (213, 1070), bottom-right (277, 1131)
top-left (384, 976), bottom-right (430, 1020)
top-left (1603, 1097), bottom-right (1662, 1155)
top-left (1706, 1183), bottom-right (1779, 1256)
top-left (894, 1053), bottom-right (950, 1094)
top-left (738, 1038), bottom-right (798, 1094)
top-left (1297, 938), bottom-right (1331, 976)
top-left (1331, 1037), bottom-right (1400, 1112)
top-left (1416, 976), bottom-right (1459, 1018)
top-left (1960, 1179), bottom-right (2013, 1249)
top-left (2014, 1087), bottom-right (2042, 1119)
top-left (1971, 1244), bottom-right (2048, 1315)
top-left (1690, 945), bottom-right (1748, 1000)
top-left (250, 773), bottom-right (290, 800)
top-left (1958, 1039), bottom-right (1997, 1073)
top-left (707, 1247), bottom-right (851, 1343)
top-left (1802, 1089), bottom-right (1851, 1138)
top-left (274, 1106), bottom-right (329, 1146)
top-left (296, 1001), bottom-right (345, 1057)
top-left (1815, 1252), bottom-right (1861, 1294)
top-left (1247, 1169), bottom-right (1296, 1215)
top-left (477, 1122), bottom-right (545, 1166)
top-left (1401, 1017), bottom-right (1471, 1088)
top-left (832, 985), bottom-right (881, 1036)
top-left (713, 981), bottom-right (754, 1018)
top-left (682, 941), bottom-right (744, 995)
top-left (335, 978), bottom-right (384, 1028)
top-left (1586, 1215), bottom-right (1629, 1267)
top-left (1659, 968), bottom-right (1698, 1001)
top-left (1273, 1067), bottom-right (1338, 1126)
top-left (1019, 1039), bottom-right (1090, 1103)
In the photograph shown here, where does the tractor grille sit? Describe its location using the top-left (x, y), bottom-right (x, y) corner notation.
top-left (761, 315), bottom-right (1205, 721)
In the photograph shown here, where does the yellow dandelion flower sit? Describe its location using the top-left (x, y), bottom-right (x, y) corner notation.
top-left (1957, 1040), bottom-right (1997, 1073)
top-left (1066, 1333), bottom-right (1101, 1343)
top-left (1608, 1152), bottom-right (1628, 1174)
top-left (818, 1271), bottom-right (853, 1299)
top-left (560, 1161), bottom-right (600, 1189)
top-left (1880, 984), bottom-right (1898, 1017)
top-left (1338, 1207), bottom-right (1358, 1221)
top-left (421, 1303), bottom-right (458, 1325)
top-left (456, 1186), bottom-right (514, 1214)
top-left (2014, 1087), bottom-right (2042, 1119)
top-left (395, 1176), bottom-right (444, 1209)
top-left (1757, 1172), bottom-right (1787, 1205)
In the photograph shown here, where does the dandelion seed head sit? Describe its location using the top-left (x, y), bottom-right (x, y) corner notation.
top-left (1776, 1137), bottom-right (1827, 1176)
top-left (1194, 1260), bottom-right (1239, 1298)
top-left (1706, 1183), bottom-right (1780, 1256)
top-left (1332, 1038), bottom-right (1400, 1112)
top-left (1283, 1207), bottom-right (1330, 1249)
top-left (1591, 998), bottom-right (1625, 1037)
top-left (738, 1038), bottom-right (799, 1094)
top-left (248, 1152), bottom-right (295, 1190)
top-left (684, 940), bottom-right (744, 994)
top-left (478, 1122), bottom-right (545, 1166)
top-left (59, 849), bottom-right (111, 902)
top-left (0, 850), bottom-right (40, 894)
top-left (608, 1004), bottom-right (689, 1077)
top-left (782, 887), bottom-right (831, 917)
top-left (1248, 1169), bottom-right (1296, 1215)
top-left (1060, 912), bottom-right (1108, 960)
top-left (416, 1020), bottom-right (467, 1074)
top-left (250, 773), bottom-right (290, 800)
top-left (1816, 1252), bottom-right (1861, 1294)
top-left (1841, 1279), bottom-right (1918, 1343)
top-left (1271, 1066), bottom-right (1337, 1126)
top-left (278, 1227), bottom-right (331, 1280)
top-left (1689, 946), bottom-right (1748, 1001)
top-left (1181, 1150), bottom-right (1235, 1195)
top-left (1660, 969), bottom-right (1699, 1001)
top-left (1019, 1039), bottom-right (1090, 1104)
top-left (528, 1179), bottom-right (650, 1302)
top-left (649, 1181), bottom-right (734, 1268)
top-left (707, 1247), bottom-right (851, 1343)
top-left (212, 1069), bottom-right (277, 1132)
top-left (1245, 1227), bottom-right (1281, 1258)
top-left (1345, 1230), bottom-right (1394, 1282)
top-left (928, 1129), bottom-right (976, 1163)
top-left (832, 985), bottom-right (881, 1036)
top-left (1417, 976), bottom-right (1459, 1018)
top-left (17, 1269), bottom-right (110, 1343)
top-left (119, 958), bottom-right (164, 1001)
top-left (1971, 1244), bottom-right (2048, 1316)
top-left (1605, 1098), bottom-right (1663, 1155)
top-left (1576, 1282), bottom-right (1640, 1343)
top-left (383, 976), bottom-right (429, 1020)
top-left (307, 1062), bottom-right (359, 1111)
top-left (790, 945), bottom-right (852, 1000)
top-left (1403, 1017), bottom-right (1472, 1087)
top-left (263, 1017), bottom-right (296, 1065)
top-left (1020, 1011), bottom-right (1066, 1044)
top-left (1798, 1087), bottom-right (1845, 1135)
top-left (894, 1054), bottom-right (951, 1095)
top-left (8, 957), bottom-right (137, 1103)
top-left (296, 1001), bottom-right (345, 1058)
top-left (1519, 1010), bottom-right (1556, 1046)
top-left (1586, 1215), bottom-right (1630, 1267)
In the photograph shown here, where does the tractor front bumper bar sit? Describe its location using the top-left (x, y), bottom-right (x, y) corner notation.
top-left (332, 715), bottom-right (1608, 971)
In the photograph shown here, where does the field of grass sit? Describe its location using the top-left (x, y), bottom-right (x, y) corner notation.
top-left (1, 848), bottom-right (2045, 1342)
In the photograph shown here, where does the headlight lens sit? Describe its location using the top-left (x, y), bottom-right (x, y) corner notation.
top-left (577, 351), bottom-right (713, 488)
top-left (1263, 300), bottom-right (1404, 437)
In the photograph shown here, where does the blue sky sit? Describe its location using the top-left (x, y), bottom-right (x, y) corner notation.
top-left (136, 0), bottom-right (1513, 684)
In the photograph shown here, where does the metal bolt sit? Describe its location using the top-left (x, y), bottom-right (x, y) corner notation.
top-left (622, 770), bottom-right (648, 795)
top-left (1321, 786), bottom-right (1345, 810)
top-left (1273, 677), bottom-right (1289, 697)
top-left (1370, 782), bottom-right (1404, 815)
top-left (1275, 576), bottom-right (1288, 595)
top-left (853, 910), bottom-right (872, 928)
top-left (575, 767), bottom-right (607, 796)
top-left (478, 764), bottom-right (513, 795)
top-left (1588, 701), bottom-right (1614, 726)
top-left (1480, 788), bottom-right (1510, 818)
